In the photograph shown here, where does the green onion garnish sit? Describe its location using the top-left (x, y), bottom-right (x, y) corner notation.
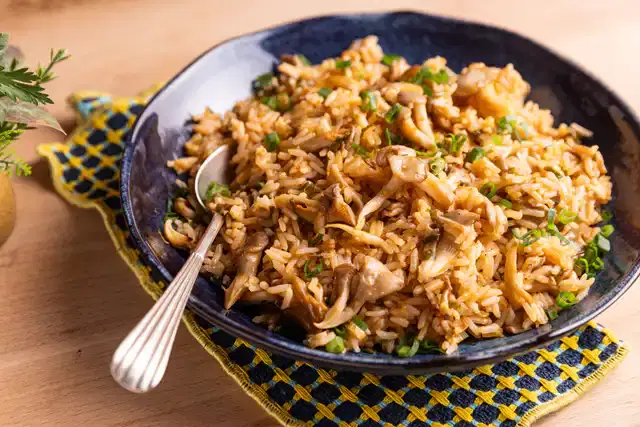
top-left (575, 257), bottom-right (589, 276)
top-left (558, 209), bottom-right (577, 225)
top-left (263, 132), bottom-right (281, 152)
top-left (429, 158), bottom-right (446, 175)
top-left (297, 55), bottom-right (311, 65)
top-left (591, 257), bottom-right (604, 271)
top-left (416, 149), bottom-right (438, 158)
top-left (253, 72), bottom-right (275, 92)
top-left (352, 316), bottom-right (369, 331)
top-left (333, 325), bottom-right (347, 337)
top-left (556, 291), bottom-right (576, 309)
top-left (261, 96), bottom-right (278, 110)
top-left (596, 234), bottom-right (611, 253)
top-left (446, 133), bottom-right (467, 153)
top-left (397, 339), bottom-right (420, 358)
top-left (409, 67), bottom-right (449, 86)
top-left (303, 259), bottom-right (324, 278)
top-left (351, 143), bottom-right (371, 157)
top-left (336, 59), bottom-right (352, 69)
top-left (546, 308), bottom-right (559, 321)
top-left (360, 90), bottom-right (377, 112)
top-left (499, 199), bottom-right (513, 209)
top-left (205, 182), bottom-right (231, 201)
top-left (521, 229), bottom-right (546, 246)
top-left (384, 128), bottom-right (405, 146)
top-left (381, 54), bottom-right (401, 66)
top-left (601, 224), bottom-right (614, 238)
top-left (418, 339), bottom-right (445, 354)
top-left (601, 210), bottom-right (613, 222)
top-left (465, 147), bottom-right (485, 163)
top-left (480, 182), bottom-right (497, 199)
top-left (548, 228), bottom-right (571, 246)
top-left (547, 209), bottom-right (557, 229)
top-left (318, 88), bottom-right (332, 99)
top-left (491, 135), bottom-right (503, 145)
top-left (421, 84), bottom-right (433, 96)
top-left (325, 336), bottom-right (345, 353)
top-left (309, 233), bottom-right (324, 246)
top-left (385, 104), bottom-right (403, 123)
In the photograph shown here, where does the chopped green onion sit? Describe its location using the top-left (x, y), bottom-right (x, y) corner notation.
top-left (514, 229), bottom-right (546, 246)
top-left (499, 199), bottom-right (513, 209)
top-left (421, 84), bottom-right (433, 96)
top-left (575, 257), bottom-right (589, 276)
top-left (336, 59), bottom-right (352, 69)
top-left (447, 133), bottom-right (467, 153)
top-left (601, 210), bottom-right (613, 222)
top-left (419, 339), bottom-right (445, 354)
top-left (497, 115), bottom-right (526, 141)
top-left (480, 182), bottom-right (497, 199)
top-left (360, 90), bottom-right (377, 112)
top-left (558, 209), bottom-right (577, 225)
top-left (491, 135), bottom-right (503, 145)
top-left (429, 158), bottom-right (446, 175)
top-left (261, 96), bottom-right (278, 110)
top-left (318, 88), bottom-right (332, 99)
top-left (326, 336), bottom-right (345, 353)
top-left (584, 242), bottom-right (599, 264)
top-left (385, 104), bottom-right (403, 123)
top-left (263, 132), bottom-right (281, 152)
top-left (253, 72), bottom-right (275, 92)
top-left (205, 182), bottom-right (231, 201)
top-left (333, 325), bottom-right (347, 337)
top-left (297, 55), bottom-right (311, 66)
top-left (431, 69), bottom-right (449, 84)
top-left (591, 257), bottom-right (604, 271)
top-left (397, 339), bottom-right (420, 358)
top-left (556, 291), bottom-right (576, 309)
top-left (309, 233), bottom-right (324, 246)
top-left (547, 209), bottom-right (557, 229)
top-left (465, 147), bottom-right (485, 163)
top-left (351, 143), bottom-right (371, 157)
top-left (384, 128), bottom-right (405, 146)
top-left (596, 234), bottom-right (611, 253)
top-left (352, 316), bottom-right (369, 331)
top-left (546, 308), bottom-right (559, 321)
top-left (303, 259), bottom-right (324, 278)
top-left (548, 228), bottom-right (571, 246)
top-left (416, 149), bottom-right (438, 158)
top-left (381, 54), bottom-right (401, 66)
top-left (601, 224), bottom-right (614, 238)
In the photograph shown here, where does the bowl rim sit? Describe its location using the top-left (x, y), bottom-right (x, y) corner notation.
top-left (120, 10), bottom-right (640, 373)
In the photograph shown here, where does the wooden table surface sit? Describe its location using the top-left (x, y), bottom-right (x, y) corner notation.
top-left (2, 1), bottom-right (640, 425)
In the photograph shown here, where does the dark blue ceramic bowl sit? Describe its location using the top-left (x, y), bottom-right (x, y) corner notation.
top-left (121, 11), bottom-right (640, 374)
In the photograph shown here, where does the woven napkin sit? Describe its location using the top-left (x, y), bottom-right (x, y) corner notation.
top-left (38, 88), bottom-right (630, 427)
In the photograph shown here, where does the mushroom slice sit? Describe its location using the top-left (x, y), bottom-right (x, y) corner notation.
top-left (348, 256), bottom-right (405, 313)
top-left (356, 176), bottom-right (404, 229)
top-left (224, 232), bottom-right (270, 309)
top-left (314, 264), bottom-right (356, 329)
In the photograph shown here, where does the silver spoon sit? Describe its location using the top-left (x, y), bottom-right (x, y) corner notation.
top-left (110, 144), bottom-right (233, 393)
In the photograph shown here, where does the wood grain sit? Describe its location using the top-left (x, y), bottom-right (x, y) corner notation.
top-left (1, 1), bottom-right (639, 425)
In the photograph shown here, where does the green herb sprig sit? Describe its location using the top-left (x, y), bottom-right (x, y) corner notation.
top-left (0, 33), bottom-right (70, 175)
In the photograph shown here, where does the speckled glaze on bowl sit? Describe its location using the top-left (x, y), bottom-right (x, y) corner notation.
top-left (121, 11), bottom-right (640, 374)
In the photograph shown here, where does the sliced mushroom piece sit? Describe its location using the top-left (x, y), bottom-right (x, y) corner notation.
top-left (294, 202), bottom-right (317, 223)
top-left (348, 255), bottom-right (405, 313)
top-left (289, 274), bottom-right (327, 323)
top-left (416, 174), bottom-right (455, 210)
top-left (413, 102), bottom-right (435, 143)
top-left (503, 241), bottom-right (534, 309)
top-left (280, 135), bottom-right (334, 153)
top-left (285, 304), bottom-right (318, 332)
top-left (163, 219), bottom-right (190, 248)
top-left (438, 209), bottom-right (479, 236)
top-left (224, 232), bottom-right (270, 309)
top-left (314, 264), bottom-right (356, 329)
top-left (356, 176), bottom-right (404, 229)
top-left (397, 90), bottom-right (425, 106)
top-left (382, 82), bottom-right (423, 104)
top-left (325, 184), bottom-right (357, 226)
top-left (398, 107), bottom-right (436, 150)
top-left (418, 232), bottom-right (457, 281)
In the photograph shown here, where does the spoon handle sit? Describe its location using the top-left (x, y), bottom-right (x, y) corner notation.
top-left (110, 213), bottom-right (223, 393)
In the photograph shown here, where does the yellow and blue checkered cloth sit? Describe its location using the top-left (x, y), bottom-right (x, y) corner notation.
top-left (38, 88), bottom-right (630, 427)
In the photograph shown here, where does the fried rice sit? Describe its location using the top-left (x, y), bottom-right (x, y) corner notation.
top-left (163, 36), bottom-right (613, 356)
